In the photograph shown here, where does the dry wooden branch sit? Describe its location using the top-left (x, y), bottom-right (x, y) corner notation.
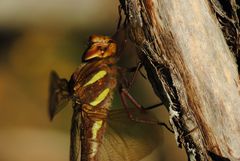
top-left (120, 0), bottom-right (240, 160)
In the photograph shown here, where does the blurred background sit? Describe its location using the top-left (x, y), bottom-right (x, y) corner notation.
top-left (0, 0), bottom-right (187, 161)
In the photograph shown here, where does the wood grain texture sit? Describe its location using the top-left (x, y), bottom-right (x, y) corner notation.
top-left (121, 0), bottom-right (240, 160)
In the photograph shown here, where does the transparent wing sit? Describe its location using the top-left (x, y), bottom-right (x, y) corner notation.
top-left (70, 109), bottom-right (81, 161)
top-left (98, 108), bottom-right (162, 161)
top-left (48, 71), bottom-right (70, 120)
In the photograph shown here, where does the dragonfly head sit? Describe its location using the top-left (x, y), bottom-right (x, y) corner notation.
top-left (83, 35), bottom-right (117, 61)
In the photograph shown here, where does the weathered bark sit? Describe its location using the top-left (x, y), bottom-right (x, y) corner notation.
top-left (120, 0), bottom-right (240, 160)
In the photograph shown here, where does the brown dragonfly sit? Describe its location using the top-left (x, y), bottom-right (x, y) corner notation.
top-left (48, 35), bottom-right (165, 161)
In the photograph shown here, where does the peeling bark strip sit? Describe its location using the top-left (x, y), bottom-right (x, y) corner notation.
top-left (120, 0), bottom-right (240, 161)
top-left (208, 0), bottom-right (240, 73)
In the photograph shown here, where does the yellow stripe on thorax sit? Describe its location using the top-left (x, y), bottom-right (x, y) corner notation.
top-left (91, 120), bottom-right (103, 140)
top-left (83, 70), bottom-right (107, 87)
top-left (89, 88), bottom-right (110, 106)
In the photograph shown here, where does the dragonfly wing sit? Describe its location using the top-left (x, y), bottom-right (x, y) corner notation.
top-left (48, 71), bottom-right (70, 120)
top-left (70, 110), bottom-right (81, 161)
top-left (98, 108), bottom-right (162, 161)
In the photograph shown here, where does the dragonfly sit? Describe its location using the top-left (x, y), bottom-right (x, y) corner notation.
top-left (48, 35), bottom-right (165, 161)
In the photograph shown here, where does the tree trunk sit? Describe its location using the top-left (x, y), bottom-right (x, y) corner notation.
top-left (120, 0), bottom-right (240, 160)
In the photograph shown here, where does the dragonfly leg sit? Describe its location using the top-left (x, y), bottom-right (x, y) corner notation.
top-left (126, 62), bottom-right (143, 89)
top-left (126, 62), bottom-right (147, 87)
top-left (120, 89), bottom-right (174, 133)
top-left (118, 60), bottom-right (172, 132)
top-left (120, 87), bottom-right (163, 111)
top-left (118, 62), bottom-right (146, 89)
top-left (116, 4), bottom-right (123, 32)
top-left (118, 61), bottom-right (164, 111)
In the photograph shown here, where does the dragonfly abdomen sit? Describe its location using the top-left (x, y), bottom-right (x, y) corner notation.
top-left (80, 113), bottom-right (107, 161)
